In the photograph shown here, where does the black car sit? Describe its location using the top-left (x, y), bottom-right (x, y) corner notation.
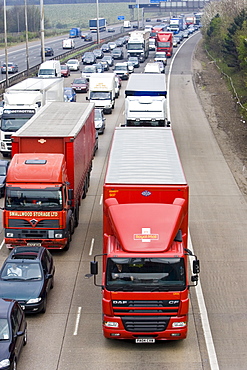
top-left (101, 44), bottom-right (110, 53)
top-left (84, 33), bottom-right (92, 41)
top-left (0, 246), bottom-right (55, 314)
top-left (82, 52), bottom-right (96, 65)
top-left (100, 60), bottom-right (109, 71)
top-left (44, 47), bottom-right (54, 57)
top-left (111, 48), bottom-right (123, 60)
top-left (0, 298), bottom-right (27, 370)
top-left (0, 160), bottom-right (9, 198)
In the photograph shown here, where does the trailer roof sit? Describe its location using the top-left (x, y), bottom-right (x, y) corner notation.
top-left (14, 102), bottom-right (94, 138)
top-left (105, 127), bottom-right (186, 185)
top-left (125, 74), bottom-right (167, 96)
top-left (5, 78), bottom-right (62, 92)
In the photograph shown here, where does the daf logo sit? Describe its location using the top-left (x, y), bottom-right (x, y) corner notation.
top-left (169, 300), bottom-right (179, 305)
top-left (141, 190), bottom-right (151, 197)
top-left (113, 300), bottom-right (127, 305)
top-left (30, 219), bottom-right (38, 226)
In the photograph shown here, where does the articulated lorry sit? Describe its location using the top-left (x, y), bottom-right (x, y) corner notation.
top-left (156, 32), bottom-right (173, 57)
top-left (69, 27), bottom-right (80, 38)
top-left (124, 96), bottom-right (170, 127)
top-left (127, 30), bottom-right (150, 62)
top-left (167, 17), bottom-right (186, 34)
top-left (87, 73), bottom-right (115, 114)
top-left (0, 78), bottom-right (64, 157)
top-left (90, 127), bottom-right (200, 341)
top-left (89, 18), bottom-right (107, 32)
top-left (125, 73), bottom-right (167, 98)
top-left (4, 102), bottom-right (96, 251)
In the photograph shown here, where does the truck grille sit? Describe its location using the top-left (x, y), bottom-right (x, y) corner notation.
top-left (112, 300), bottom-right (180, 315)
top-left (122, 316), bottom-right (170, 332)
top-left (9, 219), bottom-right (59, 228)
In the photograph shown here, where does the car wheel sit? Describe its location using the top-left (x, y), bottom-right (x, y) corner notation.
top-left (23, 328), bottom-right (27, 346)
top-left (50, 276), bottom-right (54, 289)
top-left (41, 296), bottom-right (47, 313)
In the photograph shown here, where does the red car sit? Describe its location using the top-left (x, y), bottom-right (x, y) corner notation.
top-left (61, 64), bottom-right (70, 77)
top-left (71, 78), bottom-right (89, 93)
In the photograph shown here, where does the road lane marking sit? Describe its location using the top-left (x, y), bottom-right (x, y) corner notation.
top-left (0, 239), bottom-right (4, 250)
top-left (89, 238), bottom-right (95, 256)
top-left (169, 38), bottom-right (219, 370)
top-left (73, 306), bottom-right (82, 335)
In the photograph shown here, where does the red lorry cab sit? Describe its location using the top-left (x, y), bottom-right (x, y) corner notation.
top-left (156, 32), bottom-right (173, 57)
top-left (4, 102), bottom-right (96, 250)
top-left (90, 127), bottom-right (200, 342)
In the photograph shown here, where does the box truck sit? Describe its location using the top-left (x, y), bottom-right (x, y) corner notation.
top-left (87, 73), bottom-right (115, 114)
top-left (4, 102), bottom-right (96, 251)
top-left (89, 127), bottom-right (200, 341)
top-left (127, 30), bottom-right (150, 62)
top-left (125, 96), bottom-right (170, 127)
top-left (0, 78), bottom-right (64, 157)
top-left (89, 18), bottom-right (107, 32)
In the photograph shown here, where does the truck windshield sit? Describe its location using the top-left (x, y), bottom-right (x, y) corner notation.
top-left (1, 116), bottom-right (33, 132)
top-left (157, 42), bottom-right (170, 47)
top-left (90, 92), bottom-right (111, 100)
top-left (5, 188), bottom-right (63, 211)
top-left (106, 257), bottom-right (186, 291)
top-left (39, 69), bottom-right (55, 76)
top-left (127, 43), bottom-right (143, 50)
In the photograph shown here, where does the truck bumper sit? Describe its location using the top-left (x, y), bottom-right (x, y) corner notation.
top-left (5, 237), bottom-right (68, 250)
top-left (102, 314), bottom-right (188, 341)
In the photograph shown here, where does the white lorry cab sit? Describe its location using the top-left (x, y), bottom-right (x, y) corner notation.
top-left (38, 60), bottom-right (61, 78)
top-left (87, 73), bottom-right (115, 114)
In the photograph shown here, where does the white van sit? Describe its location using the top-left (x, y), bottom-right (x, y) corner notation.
top-left (62, 39), bottom-right (75, 49)
top-left (144, 62), bottom-right (161, 74)
top-left (38, 60), bottom-right (61, 78)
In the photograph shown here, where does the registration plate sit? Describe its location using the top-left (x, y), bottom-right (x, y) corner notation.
top-left (27, 243), bottom-right (41, 247)
top-left (135, 338), bottom-right (155, 344)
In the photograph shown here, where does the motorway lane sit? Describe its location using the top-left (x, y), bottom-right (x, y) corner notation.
top-left (170, 33), bottom-right (247, 369)
top-left (0, 43), bottom-right (211, 369)
top-left (0, 27), bottom-right (123, 78)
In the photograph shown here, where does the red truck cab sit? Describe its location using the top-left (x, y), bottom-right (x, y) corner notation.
top-left (156, 32), bottom-right (173, 57)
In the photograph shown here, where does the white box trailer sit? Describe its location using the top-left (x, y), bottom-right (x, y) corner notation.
top-left (0, 78), bottom-right (64, 157)
top-left (125, 96), bottom-right (170, 127)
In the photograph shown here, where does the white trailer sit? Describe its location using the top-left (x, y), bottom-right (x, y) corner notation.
top-left (127, 30), bottom-right (150, 62)
top-left (0, 78), bottom-right (64, 157)
top-left (125, 96), bottom-right (170, 127)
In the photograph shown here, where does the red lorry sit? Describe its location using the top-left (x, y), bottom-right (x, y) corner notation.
top-left (156, 32), bottom-right (173, 57)
top-left (4, 102), bottom-right (96, 250)
top-left (90, 127), bottom-right (200, 342)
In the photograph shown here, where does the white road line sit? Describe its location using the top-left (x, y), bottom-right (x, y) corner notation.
top-left (89, 238), bottom-right (95, 256)
top-left (0, 239), bottom-right (4, 250)
top-left (168, 36), bottom-right (219, 370)
top-left (188, 233), bottom-right (219, 370)
top-left (73, 306), bottom-right (82, 335)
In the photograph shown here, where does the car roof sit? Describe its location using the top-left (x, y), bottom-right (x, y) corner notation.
top-left (7, 246), bottom-right (46, 262)
top-left (0, 298), bottom-right (15, 318)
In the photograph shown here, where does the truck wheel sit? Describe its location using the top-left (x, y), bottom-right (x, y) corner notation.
top-left (74, 204), bottom-right (80, 227)
top-left (64, 226), bottom-right (72, 251)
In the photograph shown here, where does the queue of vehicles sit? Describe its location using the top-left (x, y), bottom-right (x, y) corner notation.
top-left (0, 19), bottom-right (202, 366)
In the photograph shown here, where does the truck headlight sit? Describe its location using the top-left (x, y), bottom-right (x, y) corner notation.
top-left (0, 142), bottom-right (6, 150)
top-left (55, 233), bottom-right (63, 238)
top-left (103, 321), bottom-right (119, 328)
top-left (27, 298), bottom-right (41, 304)
top-left (172, 321), bottom-right (187, 328)
top-left (6, 233), bottom-right (14, 237)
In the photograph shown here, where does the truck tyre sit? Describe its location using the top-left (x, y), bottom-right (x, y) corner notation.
top-left (64, 225), bottom-right (72, 251)
top-left (74, 204), bottom-right (80, 227)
